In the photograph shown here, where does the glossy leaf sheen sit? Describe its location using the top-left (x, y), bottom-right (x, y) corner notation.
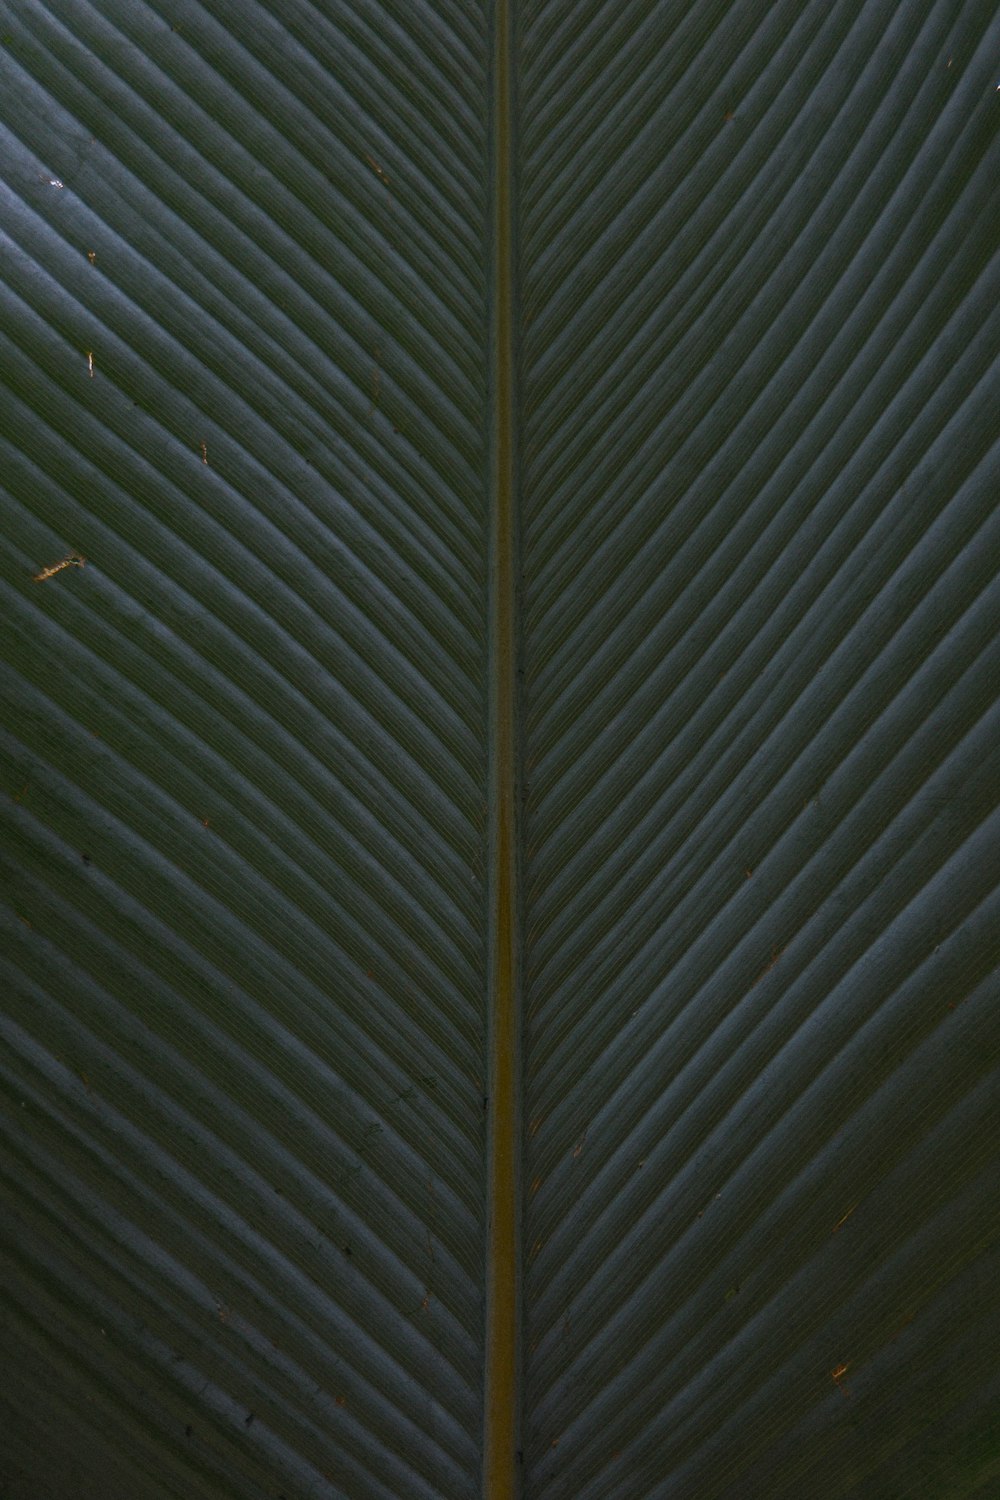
top-left (1, 1), bottom-right (998, 1497)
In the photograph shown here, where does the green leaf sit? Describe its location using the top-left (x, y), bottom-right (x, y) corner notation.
top-left (2, 2), bottom-right (998, 1497)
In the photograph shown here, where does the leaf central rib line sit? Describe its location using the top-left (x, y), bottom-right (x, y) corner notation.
top-left (484, 0), bottom-right (521, 1492)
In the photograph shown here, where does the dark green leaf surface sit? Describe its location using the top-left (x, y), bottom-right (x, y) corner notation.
top-left (2, 2), bottom-right (998, 1497)
top-left (519, 1), bottom-right (1000, 1495)
top-left (0, 2), bottom-right (489, 1496)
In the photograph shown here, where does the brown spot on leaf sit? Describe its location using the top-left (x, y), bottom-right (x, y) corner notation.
top-left (753, 945), bottom-right (786, 986)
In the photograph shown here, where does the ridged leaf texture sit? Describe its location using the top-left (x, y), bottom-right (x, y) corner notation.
top-left (2, 1), bottom-right (998, 1497)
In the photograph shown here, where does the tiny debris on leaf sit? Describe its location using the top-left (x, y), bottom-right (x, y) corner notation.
top-left (832, 1204), bottom-right (857, 1233)
top-left (87, 249), bottom-right (96, 264)
top-left (364, 152), bottom-right (389, 185)
top-left (33, 551), bottom-right (86, 583)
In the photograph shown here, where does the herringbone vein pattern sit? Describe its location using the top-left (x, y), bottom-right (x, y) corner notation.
top-left (2, 1), bottom-right (999, 1496)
